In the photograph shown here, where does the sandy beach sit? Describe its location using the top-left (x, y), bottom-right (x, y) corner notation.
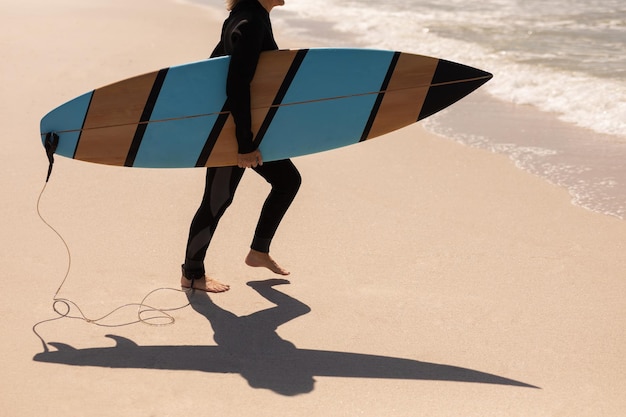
top-left (2, 0), bottom-right (626, 416)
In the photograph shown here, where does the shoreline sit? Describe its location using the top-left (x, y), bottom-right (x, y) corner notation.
top-left (425, 89), bottom-right (626, 220)
top-left (3, 0), bottom-right (626, 416)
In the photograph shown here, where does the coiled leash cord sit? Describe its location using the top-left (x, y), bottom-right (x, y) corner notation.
top-left (33, 133), bottom-right (190, 352)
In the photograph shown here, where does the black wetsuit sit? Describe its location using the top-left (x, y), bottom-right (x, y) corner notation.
top-left (183, 0), bottom-right (301, 279)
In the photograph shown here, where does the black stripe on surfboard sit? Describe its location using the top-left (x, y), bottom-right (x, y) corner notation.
top-left (360, 51), bottom-right (401, 142)
top-left (417, 60), bottom-right (492, 121)
top-left (124, 68), bottom-right (169, 167)
top-left (195, 106), bottom-right (230, 167)
top-left (72, 91), bottom-right (95, 159)
top-left (252, 48), bottom-right (309, 149)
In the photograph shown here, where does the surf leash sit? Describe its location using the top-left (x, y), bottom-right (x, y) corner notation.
top-left (44, 132), bottom-right (59, 182)
top-left (33, 135), bottom-right (192, 351)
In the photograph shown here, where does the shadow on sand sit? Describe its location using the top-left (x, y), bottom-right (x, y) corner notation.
top-left (34, 279), bottom-right (538, 395)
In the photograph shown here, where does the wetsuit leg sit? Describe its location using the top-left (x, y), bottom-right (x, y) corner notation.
top-left (183, 166), bottom-right (245, 278)
top-left (250, 159), bottom-right (301, 253)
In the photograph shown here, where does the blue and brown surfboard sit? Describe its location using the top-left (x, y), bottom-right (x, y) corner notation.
top-left (40, 48), bottom-right (492, 168)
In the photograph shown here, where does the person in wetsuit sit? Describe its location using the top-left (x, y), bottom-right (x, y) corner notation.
top-left (181, 0), bottom-right (301, 293)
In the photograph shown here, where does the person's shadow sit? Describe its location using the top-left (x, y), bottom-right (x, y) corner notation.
top-left (190, 279), bottom-right (316, 394)
top-left (34, 279), bottom-right (538, 395)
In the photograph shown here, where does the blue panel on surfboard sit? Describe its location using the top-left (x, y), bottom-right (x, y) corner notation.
top-left (260, 49), bottom-right (395, 161)
top-left (133, 59), bottom-right (229, 167)
top-left (260, 94), bottom-right (379, 161)
top-left (40, 91), bottom-right (92, 158)
top-left (149, 58), bottom-right (228, 121)
top-left (133, 116), bottom-right (216, 168)
top-left (281, 49), bottom-right (394, 104)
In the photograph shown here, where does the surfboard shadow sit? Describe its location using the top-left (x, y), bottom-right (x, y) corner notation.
top-left (33, 279), bottom-right (538, 395)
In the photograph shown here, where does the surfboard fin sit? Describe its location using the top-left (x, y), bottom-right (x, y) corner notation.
top-left (44, 132), bottom-right (59, 182)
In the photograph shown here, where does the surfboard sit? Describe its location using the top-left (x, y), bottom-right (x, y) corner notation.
top-left (40, 48), bottom-right (492, 168)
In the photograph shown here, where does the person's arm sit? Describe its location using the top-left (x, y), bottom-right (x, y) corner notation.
top-left (226, 18), bottom-right (265, 157)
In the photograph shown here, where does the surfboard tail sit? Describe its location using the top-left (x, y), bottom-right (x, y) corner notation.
top-left (418, 60), bottom-right (493, 121)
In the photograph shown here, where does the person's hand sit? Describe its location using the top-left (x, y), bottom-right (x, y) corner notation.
top-left (237, 150), bottom-right (263, 168)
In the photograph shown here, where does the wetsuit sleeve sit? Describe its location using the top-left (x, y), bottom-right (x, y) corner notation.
top-left (210, 41), bottom-right (226, 58)
top-left (226, 19), bottom-right (265, 154)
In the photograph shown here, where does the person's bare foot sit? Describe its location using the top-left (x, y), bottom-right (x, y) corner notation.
top-left (181, 275), bottom-right (230, 293)
top-left (245, 249), bottom-right (290, 275)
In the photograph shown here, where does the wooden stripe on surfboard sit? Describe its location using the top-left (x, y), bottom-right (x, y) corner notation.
top-left (360, 51), bottom-right (401, 142)
top-left (201, 49), bottom-right (307, 167)
top-left (74, 71), bottom-right (162, 166)
top-left (363, 53), bottom-right (439, 141)
top-left (194, 107), bottom-right (231, 167)
top-left (253, 49), bottom-right (308, 149)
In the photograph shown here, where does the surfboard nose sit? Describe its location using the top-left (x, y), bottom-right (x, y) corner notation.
top-left (418, 60), bottom-right (493, 121)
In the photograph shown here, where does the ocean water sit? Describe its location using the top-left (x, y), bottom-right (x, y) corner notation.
top-left (194, 0), bottom-right (626, 218)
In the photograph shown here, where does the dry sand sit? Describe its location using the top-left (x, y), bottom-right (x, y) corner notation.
top-left (2, 0), bottom-right (625, 416)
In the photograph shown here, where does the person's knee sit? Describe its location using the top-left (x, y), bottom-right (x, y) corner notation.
top-left (260, 161), bottom-right (301, 197)
top-left (281, 168), bottom-right (301, 199)
top-left (287, 169), bottom-right (302, 196)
